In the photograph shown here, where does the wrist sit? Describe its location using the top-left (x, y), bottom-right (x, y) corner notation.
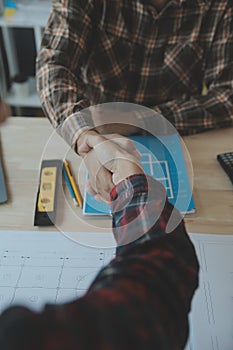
top-left (113, 161), bottom-right (144, 185)
top-left (110, 174), bottom-right (147, 202)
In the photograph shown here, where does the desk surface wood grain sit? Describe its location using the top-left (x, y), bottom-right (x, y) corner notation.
top-left (0, 117), bottom-right (232, 235)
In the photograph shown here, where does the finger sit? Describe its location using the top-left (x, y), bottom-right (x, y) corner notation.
top-left (86, 180), bottom-right (96, 195)
top-left (104, 134), bottom-right (141, 159)
top-left (94, 165), bottom-right (114, 202)
top-left (84, 150), bottom-right (102, 194)
top-left (77, 130), bottom-right (102, 155)
top-left (84, 149), bottom-right (114, 202)
top-left (86, 182), bottom-right (110, 204)
top-left (78, 142), bottom-right (92, 155)
top-left (79, 132), bottom-right (141, 160)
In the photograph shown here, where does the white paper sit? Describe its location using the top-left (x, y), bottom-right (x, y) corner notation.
top-left (0, 230), bottom-right (115, 312)
top-left (188, 233), bottom-right (233, 350)
top-left (0, 230), bottom-right (232, 350)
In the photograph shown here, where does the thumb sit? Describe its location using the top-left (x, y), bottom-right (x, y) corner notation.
top-left (77, 132), bottom-right (105, 155)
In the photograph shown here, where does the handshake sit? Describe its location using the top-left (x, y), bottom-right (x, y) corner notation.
top-left (77, 130), bottom-right (144, 203)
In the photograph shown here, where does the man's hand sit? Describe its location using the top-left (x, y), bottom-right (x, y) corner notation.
top-left (77, 129), bottom-right (142, 202)
top-left (83, 135), bottom-right (144, 203)
top-left (77, 130), bottom-right (141, 158)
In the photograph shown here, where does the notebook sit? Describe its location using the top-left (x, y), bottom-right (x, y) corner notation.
top-left (83, 134), bottom-right (195, 216)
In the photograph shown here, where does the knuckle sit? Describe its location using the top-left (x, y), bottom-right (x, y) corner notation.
top-left (122, 138), bottom-right (133, 149)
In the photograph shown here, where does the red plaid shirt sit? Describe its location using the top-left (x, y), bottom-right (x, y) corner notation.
top-left (37, 0), bottom-right (233, 147)
top-left (0, 175), bottom-right (199, 349)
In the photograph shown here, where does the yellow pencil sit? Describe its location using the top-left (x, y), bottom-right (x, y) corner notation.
top-left (64, 160), bottom-right (83, 208)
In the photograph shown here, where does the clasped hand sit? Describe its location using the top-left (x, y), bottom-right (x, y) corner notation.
top-left (77, 131), bottom-right (144, 203)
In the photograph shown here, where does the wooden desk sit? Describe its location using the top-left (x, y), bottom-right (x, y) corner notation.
top-left (0, 117), bottom-right (232, 236)
top-left (183, 127), bottom-right (233, 234)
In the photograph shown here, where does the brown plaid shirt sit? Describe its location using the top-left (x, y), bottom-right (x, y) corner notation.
top-left (37, 0), bottom-right (233, 147)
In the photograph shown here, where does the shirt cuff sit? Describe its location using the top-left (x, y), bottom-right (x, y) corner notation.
top-left (57, 109), bottom-right (95, 152)
top-left (110, 174), bottom-right (168, 249)
top-left (110, 174), bottom-right (148, 204)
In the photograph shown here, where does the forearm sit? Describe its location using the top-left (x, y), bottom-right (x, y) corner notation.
top-left (37, 57), bottom-right (93, 145)
top-left (36, 1), bottom-right (96, 148)
top-left (110, 174), bottom-right (168, 249)
top-left (110, 174), bottom-right (197, 258)
top-left (88, 174), bottom-right (199, 348)
top-left (151, 87), bottom-right (233, 135)
top-left (0, 175), bottom-right (199, 350)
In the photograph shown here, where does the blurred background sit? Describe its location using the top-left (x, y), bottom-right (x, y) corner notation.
top-left (0, 0), bottom-right (51, 117)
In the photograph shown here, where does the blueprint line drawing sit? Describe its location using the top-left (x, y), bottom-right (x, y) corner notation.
top-left (0, 231), bottom-right (232, 350)
top-left (0, 231), bottom-right (115, 312)
top-left (140, 152), bottom-right (174, 199)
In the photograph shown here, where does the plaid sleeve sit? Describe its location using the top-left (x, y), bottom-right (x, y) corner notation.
top-left (36, 0), bottom-right (98, 148)
top-left (110, 174), bottom-right (173, 251)
top-left (85, 174), bottom-right (199, 348)
top-left (147, 5), bottom-right (233, 135)
top-left (0, 175), bottom-right (199, 350)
